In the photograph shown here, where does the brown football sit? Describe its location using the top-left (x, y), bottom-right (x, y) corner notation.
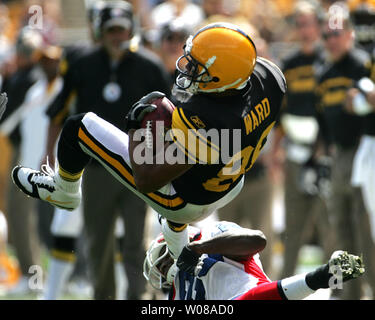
top-left (141, 96), bottom-right (175, 151)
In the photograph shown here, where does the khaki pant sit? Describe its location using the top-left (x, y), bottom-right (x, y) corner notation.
top-left (83, 163), bottom-right (147, 300)
top-left (281, 160), bottom-right (334, 279)
top-left (6, 150), bottom-right (41, 276)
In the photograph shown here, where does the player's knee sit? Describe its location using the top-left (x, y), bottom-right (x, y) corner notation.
top-left (60, 113), bottom-right (86, 142)
top-left (65, 113), bottom-right (85, 131)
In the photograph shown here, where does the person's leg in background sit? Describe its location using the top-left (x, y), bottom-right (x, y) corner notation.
top-left (83, 163), bottom-right (118, 300)
top-left (120, 191), bottom-right (147, 300)
top-left (44, 235), bottom-right (76, 299)
top-left (36, 201), bottom-right (54, 251)
top-left (310, 196), bottom-right (335, 263)
top-left (351, 137), bottom-right (375, 299)
top-left (43, 205), bottom-right (84, 300)
top-left (329, 148), bottom-right (361, 299)
top-left (295, 189), bottom-right (335, 266)
top-left (280, 160), bottom-right (317, 279)
top-left (113, 219), bottom-right (127, 300)
top-left (353, 187), bottom-right (375, 299)
top-left (6, 151), bottom-right (41, 295)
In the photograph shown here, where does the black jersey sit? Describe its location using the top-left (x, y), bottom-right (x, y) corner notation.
top-left (281, 47), bottom-right (325, 117)
top-left (169, 57), bottom-right (286, 205)
top-left (46, 46), bottom-right (171, 130)
top-left (316, 48), bottom-right (372, 148)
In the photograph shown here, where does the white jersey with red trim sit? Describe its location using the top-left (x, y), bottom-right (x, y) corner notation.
top-left (171, 221), bottom-right (271, 300)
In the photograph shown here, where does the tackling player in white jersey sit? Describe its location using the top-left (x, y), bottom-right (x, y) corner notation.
top-left (144, 220), bottom-right (365, 300)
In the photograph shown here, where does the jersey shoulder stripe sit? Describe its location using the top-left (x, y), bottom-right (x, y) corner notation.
top-left (176, 107), bottom-right (221, 152)
top-left (171, 107), bottom-right (221, 164)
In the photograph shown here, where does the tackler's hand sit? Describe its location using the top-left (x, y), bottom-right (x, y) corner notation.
top-left (177, 244), bottom-right (203, 276)
top-left (124, 91), bottom-right (165, 133)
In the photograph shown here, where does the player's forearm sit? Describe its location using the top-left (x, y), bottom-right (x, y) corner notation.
top-left (188, 229), bottom-right (267, 261)
top-left (128, 129), bottom-right (192, 193)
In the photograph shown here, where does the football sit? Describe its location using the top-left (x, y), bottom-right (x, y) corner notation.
top-left (141, 96), bottom-right (175, 151)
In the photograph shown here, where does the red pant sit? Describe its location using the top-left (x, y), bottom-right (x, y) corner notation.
top-left (235, 281), bottom-right (286, 300)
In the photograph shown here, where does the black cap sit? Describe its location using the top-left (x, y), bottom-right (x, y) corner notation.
top-left (97, 1), bottom-right (134, 32)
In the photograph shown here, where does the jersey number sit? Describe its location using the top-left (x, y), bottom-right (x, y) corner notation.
top-left (202, 121), bottom-right (275, 193)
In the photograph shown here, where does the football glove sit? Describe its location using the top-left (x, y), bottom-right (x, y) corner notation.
top-left (177, 244), bottom-right (203, 276)
top-left (124, 91), bottom-right (165, 133)
top-left (306, 250), bottom-right (365, 290)
top-left (0, 92), bottom-right (7, 121)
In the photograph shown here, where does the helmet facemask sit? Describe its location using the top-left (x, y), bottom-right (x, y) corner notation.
top-left (143, 237), bottom-right (177, 290)
top-left (175, 36), bottom-right (218, 94)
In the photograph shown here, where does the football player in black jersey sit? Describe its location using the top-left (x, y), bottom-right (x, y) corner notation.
top-left (11, 22), bottom-right (286, 260)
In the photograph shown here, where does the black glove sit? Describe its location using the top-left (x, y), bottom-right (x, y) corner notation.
top-left (306, 251), bottom-right (364, 290)
top-left (0, 92), bottom-right (8, 121)
top-left (124, 91), bottom-right (165, 133)
top-left (177, 245), bottom-right (201, 276)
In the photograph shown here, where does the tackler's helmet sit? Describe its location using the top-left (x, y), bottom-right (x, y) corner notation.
top-left (175, 22), bottom-right (257, 94)
top-left (143, 233), bottom-right (177, 290)
top-left (143, 226), bottom-right (202, 290)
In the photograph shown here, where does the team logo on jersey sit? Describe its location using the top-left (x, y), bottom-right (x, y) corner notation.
top-left (103, 82), bottom-right (122, 103)
top-left (190, 115), bottom-right (206, 128)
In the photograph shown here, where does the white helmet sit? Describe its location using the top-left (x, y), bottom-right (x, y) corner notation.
top-left (143, 226), bottom-right (202, 290)
top-left (143, 233), bottom-right (177, 290)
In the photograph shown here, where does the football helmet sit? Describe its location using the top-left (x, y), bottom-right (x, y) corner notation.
top-left (175, 22), bottom-right (257, 94)
top-left (143, 226), bottom-right (202, 290)
top-left (143, 233), bottom-right (177, 290)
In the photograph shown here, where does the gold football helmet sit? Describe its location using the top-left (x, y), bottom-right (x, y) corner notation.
top-left (175, 22), bottom-right (257, 94)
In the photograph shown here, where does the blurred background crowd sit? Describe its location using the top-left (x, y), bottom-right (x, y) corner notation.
top-left (0, 0), bottom-right (374, 300)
